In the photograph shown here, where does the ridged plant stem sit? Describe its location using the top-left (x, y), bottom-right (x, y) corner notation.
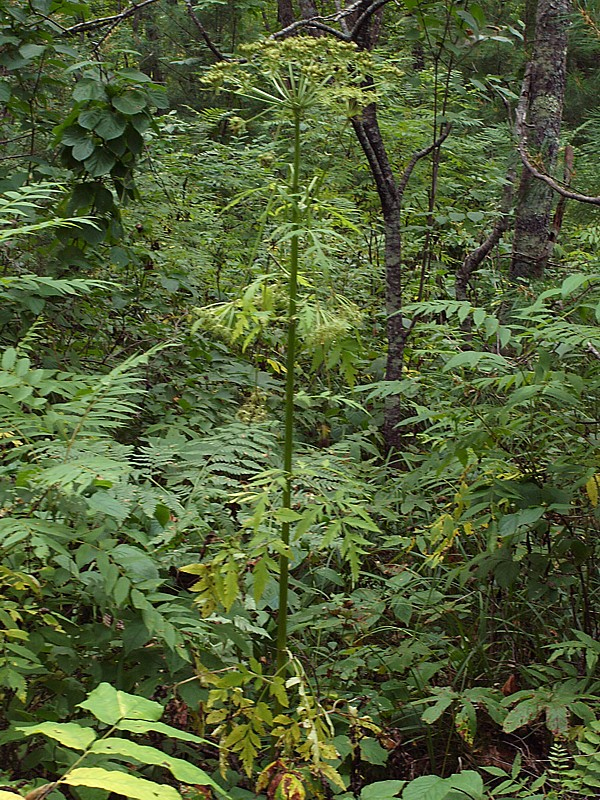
top-left (276, 105), bottom-right (301, 678)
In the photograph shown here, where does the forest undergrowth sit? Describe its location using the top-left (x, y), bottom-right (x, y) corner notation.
top-left (0, 1), bottom-right (600, 799)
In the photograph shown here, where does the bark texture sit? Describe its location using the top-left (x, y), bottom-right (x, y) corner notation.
top-left (351, 105), bottom-right (404, 451)
top-left (510, 0), bottom-right (570, 279)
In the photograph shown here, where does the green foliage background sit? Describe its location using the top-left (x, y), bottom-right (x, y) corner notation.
top-left (0, 0), bottom-right (600, 799)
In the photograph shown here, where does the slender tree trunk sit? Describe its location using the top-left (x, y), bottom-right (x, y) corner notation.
top-left (351, 104), bottom-right (404, 452)
top-left (145, 12), bottom-right (164, 83)
top-left (510, 0), bottom-right (570, 279)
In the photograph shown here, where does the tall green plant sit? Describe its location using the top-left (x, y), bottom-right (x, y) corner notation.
top-left (273, 69), bottom-right (316, 678)
top-left (202, 38), bottom-right (374, 678)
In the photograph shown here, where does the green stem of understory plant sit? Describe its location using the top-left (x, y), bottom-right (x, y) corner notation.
top-left (276, 105), bottom-right (301, 678)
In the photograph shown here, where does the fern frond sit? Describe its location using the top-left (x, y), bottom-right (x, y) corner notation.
top-left (53, 349), bottom-right (160, 451)
top-left (0, 274), bottom-right (110, 300)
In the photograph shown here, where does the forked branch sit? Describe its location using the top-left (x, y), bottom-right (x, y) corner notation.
top-left (397, 122), bottom-right (452, 200)
top-left (64, 0), bottom-right (161, 34)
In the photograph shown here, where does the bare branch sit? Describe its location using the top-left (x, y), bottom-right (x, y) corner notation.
top-left (397, 123), bottom-right (452, 200)
top-left (64, 0), bottom-right (161, 34)
top-left (515, 64), bottom-right (600, 207)
top-left (455, 169), bottom-right (516, 301)
top-left (270, 0), bottom-right (375, 40)
top-left (335, 0), bottom-right (352, 35)
top-left (184, 0), bottom-right (231, 61)
top-left (517, 141), bottom-right (600, 207)
top-left (270, 17), bottom-right (350, 40)
top-left (587, 341), bottom-right (600, 362)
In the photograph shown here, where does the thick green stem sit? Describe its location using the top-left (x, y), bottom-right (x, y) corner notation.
top-left (275, 107), bottom-right (301, 677)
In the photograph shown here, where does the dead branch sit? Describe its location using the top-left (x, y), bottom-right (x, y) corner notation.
top-left (270, 0), bottom-right (391, 41)
top-left (270, 17), bottom-right (351, 40)
top-left (64, 0), bottom-right (161, 34)
top-left (587, 341), bottom-right (600, 362)
top-left (184, 0), bottom-right (231, 60)
top-left (515, 64), bottom-right (600, 207)
top-left (518, 142), bottom-right (600, 207)
top-left (455, 169), bottom-right (516, 301)
top-left (397, 122), bottom-right (452, 200)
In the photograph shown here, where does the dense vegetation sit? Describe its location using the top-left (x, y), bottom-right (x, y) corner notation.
top-left (1, 0), bottom-right (600, 798)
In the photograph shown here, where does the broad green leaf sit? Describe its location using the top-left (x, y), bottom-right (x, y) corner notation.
top-left (421, 690), bottom-right (454, 724)
top-left (359, 737), bottom-right (388, 765)
top-left (493, 559), bottom-right (519, 589)
top-left (146, 86), bottom-right (169, 108)
top-left (78, 683), bottom-right (163, 724)
top-left (73, 79), bottom-right (108, 102)
top-left (457, 301), bottom-right (471, 323)
top-left (60, 125), bottom-right (89, 146)
top-left (446, 771), bottom-right (484, 799)
top-left (484, 315), bottom-right (499, 338)
top-left (130, 113), bottom-right (151, 134)
top-left (113, 575), bottom-right (130, 606)
top-left (95, 111), bottom-right (127, 140)
top-left (2, 347), bottom-right (16, 370)
top-left (112, 544), bottom-right (160, 584)
top-left (361, 780), bottom-right (405, 799)
top-left (84, 147), bottom-right (116, 177)
top-left (466, 211), bottom-right (484, 223)
top-left (112, 90), bottom-right (148, 115)
top-left (71, 138), bottom-right (95, 162)
top-left (545, 702), bottom-right (569, 735)
top-left (443, 351), bottom-right (510, 372)
top-left (115, 718), bottom-right (210, 744)
top-left (502, 699), bottom-right (541, 733)
top-left (62, 767), bottom-right (181, 800)
top-left (20, 43), bottom-right (46, 58)
top-left (90, 739), bottom-right (227, 795)
top-left (118, 68), bottom-right (153, 82)
top-left (472, 307), bottom-right (486, 327)
top-left (274, 508), bottom-right (304, 522)
top-left (560, 273), bottom-right (591, 299)
top-left (125, 127), bottom-right (144, 154)
top-left (78, 109), bottom-right (103, 129)
top-left (402, 775), bottom-right (447, 800)
top-left (16, 721), bottom-right (96, 750)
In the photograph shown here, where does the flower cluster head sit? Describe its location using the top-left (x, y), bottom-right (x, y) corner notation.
top-left (202, 36), bottom-right (375, 118)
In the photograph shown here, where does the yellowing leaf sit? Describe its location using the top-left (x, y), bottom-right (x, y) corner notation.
top-left (62, 768), bottom-right (182, 800)
top-left (275, 773), bottom-right (305, 800)
top-left (586, 474), bottom-right (600, 507)
top-left (90, 739), bottom-right (226, 795)
top-left (319, 764), bottom-right (346, 791)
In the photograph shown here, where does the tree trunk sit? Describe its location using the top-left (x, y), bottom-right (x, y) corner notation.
top-left (277, 0), bottom-right (295, 28)
top-left (351, 104), bottom-right (404, 452)
top-left (510, 0), bottom-right (570, 279)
